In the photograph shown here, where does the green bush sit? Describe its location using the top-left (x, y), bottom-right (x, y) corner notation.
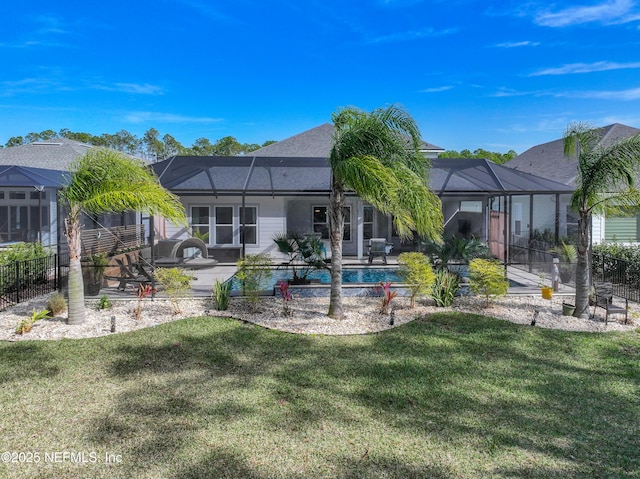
top-left (469, 258), bottom-right (508, 307)
top-left (96, 294), bottom-right (112, 310)
top-left (236, 254), bottom-right (273, 313)
top-left (431, 269), bottom-right (459, 307)
top-left (0, 242), bottom-right (52, 292)
top-left (212, 279), bottom-right (231, 311)
top-left (15, 308), bottom-right (49, 335)
top-left (398, 252), bottom-right (435, 308)
top-left (154, 267), bottom-right (194, 314)
top-left (422, 235), bottom-right (490, 267)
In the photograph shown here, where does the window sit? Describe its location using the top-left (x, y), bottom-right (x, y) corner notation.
top-left (9, 191), bottom-right (25, 200)
top-left (313, 206), bottom-right (329, 239)
top-left (29, 191), bottom-right (47, 200)
top-left (240, 206), bottom-right (257, 245)
top-left (363, 205), bottom-right (374, 240)
top-left (343, 206), bottom-right (351, 241)
top-left (313, 205), bottom-right (351, 240)
top-left (191, 206), bottom-right (210, 244)
top-left (215, 206), bottom-right (233, 245)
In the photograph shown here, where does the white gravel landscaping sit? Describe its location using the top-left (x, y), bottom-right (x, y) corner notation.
top-left (1, 292), bottom-right (637, 341)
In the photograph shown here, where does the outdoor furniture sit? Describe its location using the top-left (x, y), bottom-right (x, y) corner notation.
top-left (592, 282), bottom-right (628, 325)
top-left (109, 256), bottom-right (153, 291)
top-left (154, 238), bottom-right (218, 269)
top-left (368, 238), bottom-right (388, 264)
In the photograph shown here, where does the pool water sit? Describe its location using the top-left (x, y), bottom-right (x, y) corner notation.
top-left (227, 267), bottom-right (401, 292)
top-left (226, 267), bottom-right (526, 292)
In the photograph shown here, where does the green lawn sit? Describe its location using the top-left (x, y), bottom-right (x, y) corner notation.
top-left (1, 313), bottom-right (639, 478)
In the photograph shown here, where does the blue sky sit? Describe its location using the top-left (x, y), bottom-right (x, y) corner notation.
top-left (2, 0), bottom-right (640, 154)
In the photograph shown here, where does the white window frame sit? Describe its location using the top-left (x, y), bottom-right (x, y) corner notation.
top-left (214, 205), bottom-right (235, 246)
top-left (239, 205), bottom-right (258, 246)
top-left (190, 205), bottom-right (211, 244)
top-left (312, 205), bottom-right (351, 241)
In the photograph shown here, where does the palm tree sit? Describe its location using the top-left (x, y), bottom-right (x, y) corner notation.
top-left (563, 122), bottom-right (640, 318)
top-left (327, 105), bottom-right (443, 318)
top-left (61, 148), bottom-right (187, 325)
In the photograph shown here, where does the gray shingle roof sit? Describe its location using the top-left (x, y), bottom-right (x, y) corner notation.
top-left (0, 165), bottom-right (65, 188)
top-left (248, 123), bottom-right (444, 158)
top-left (505, 123), bottom-right (640, 187)
top-left (155, 156), bottom-right (573, 196)
top-left (0, 138), bottom-right (94, 171)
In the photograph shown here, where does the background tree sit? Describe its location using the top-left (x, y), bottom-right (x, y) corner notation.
top-left (564, 122), bottom-right (640, 318)
top-left (439, 148), bottom-right (517, 164)
top-left (60, 149), bottom-right (187, 325)
top-left (328, 105), bottom-right (442, 318)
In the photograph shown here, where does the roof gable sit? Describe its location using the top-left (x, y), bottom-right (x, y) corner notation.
top-left (247, 123), bottom-right (444, 158)
top-left (506, 123), bottom-right (640, 187)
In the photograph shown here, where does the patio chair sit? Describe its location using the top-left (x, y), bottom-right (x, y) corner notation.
top-left (111, 257), bottom-right (152, 291)
top-left (592, 282), bottom-right (628, 325)
top-left (368, 238), bottom-right (388, 265)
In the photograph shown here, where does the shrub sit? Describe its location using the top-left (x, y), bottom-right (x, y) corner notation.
top-left (15, 308), bottom-right (49, 335)
top-left (236, 254), bottom-right (273, 313)
top-left (469, 258), bottom-right (508, 307)
top-left (398, 252), bottom-right (435, 308)
top-left (278, 281), bottom-right (293, 316)
top-left (212, 279), bottom-right (231, 311)
top-left (133, 284), bottom-right (156, 320)
top-left (47, 292), bottom-right (67, 316)
top-left (422, 234), bottom-right (490, 267)
top-left (96, 294), bottom-right (112, 310)
top-left (154, 268), bottom-right (193, 314)
top-left (431, 269), bottom-right (459, 307)
top-left (0, 242), bottom-right (52, 292)
top-left (378, 282), bottom-right (398, 314)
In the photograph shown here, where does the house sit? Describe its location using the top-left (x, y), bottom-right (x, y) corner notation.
top-left (154, 125), bottom-right (572, 263)
top-left (0, 138), bottom-right (142, 252)
top-left (506, 123), bottom-right (640, 244)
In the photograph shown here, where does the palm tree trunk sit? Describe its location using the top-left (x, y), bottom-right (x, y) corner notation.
top-left (328, 178), bottom-right (345, 319)
top-left (573, 211), bottom-right (591, 318)
top-left (65, 209), bottom-right (86, 325)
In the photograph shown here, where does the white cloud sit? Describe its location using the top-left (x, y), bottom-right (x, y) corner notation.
top-left (560, 86), bottom-right (640, 100)
top-left (531, 61), bottom-right (640, 76)
top-left (495, 40), bottom-right (540, 48)
top-left (420, 86), bottom-right (454, 93)
top-left (365, 27), bottom-right (457, 44)
top-left (96, 83), bottom-right (165, 95)
top-left (123, 111), bottom-right (223, 124)
top-left (535, 0), bottom-right (640, 26)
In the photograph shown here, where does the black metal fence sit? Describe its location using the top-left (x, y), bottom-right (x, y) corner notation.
top-left (0, 254), bottom-right (69, 310)
top-left (592, 253), bottom-right (640, 303)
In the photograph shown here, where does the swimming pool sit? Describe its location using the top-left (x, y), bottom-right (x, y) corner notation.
top-left (227, 267), bottom-right (401, 292)
top-left (226, 266), bottom-right (526, 295)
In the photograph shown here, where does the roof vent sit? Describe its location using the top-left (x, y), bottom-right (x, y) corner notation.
top-left (32, 142), bottom-right (63, 146)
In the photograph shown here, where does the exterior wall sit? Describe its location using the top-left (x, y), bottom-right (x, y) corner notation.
top-left (285, 196), bottom-right (359, 256)
top-left (166, 195), bottom-right (287, 258)
top-left (592, 214), bottom-right (605, 245)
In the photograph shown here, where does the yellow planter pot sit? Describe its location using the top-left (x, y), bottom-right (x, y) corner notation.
top-left (541, 286), bottom-right (553, 300)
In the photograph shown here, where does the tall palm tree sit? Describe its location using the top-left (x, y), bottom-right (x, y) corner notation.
top-left (564, 122), bottom-right (640, 318)
top-left (328, 105), bottom-right (443, 318)
top-left (61, 149), bottom-right (187, 325)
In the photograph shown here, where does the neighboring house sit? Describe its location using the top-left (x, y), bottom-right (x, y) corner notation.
top-left (0, 138), bottom-right (140, 251)
top-left (506, 123), bottom-right (640, 244)
top-left (154, 125), bottom-right (572, 262)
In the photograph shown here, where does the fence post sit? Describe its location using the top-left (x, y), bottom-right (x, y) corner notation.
top-left (14, 260), bottom-right (20, 305)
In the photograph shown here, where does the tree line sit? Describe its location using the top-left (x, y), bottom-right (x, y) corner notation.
top-left (3, 128), bottom-right (517, 163)
top-left (439, 148), bottom-right (517, 164)
top-left (2, 128), bottom-right (277, 162)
